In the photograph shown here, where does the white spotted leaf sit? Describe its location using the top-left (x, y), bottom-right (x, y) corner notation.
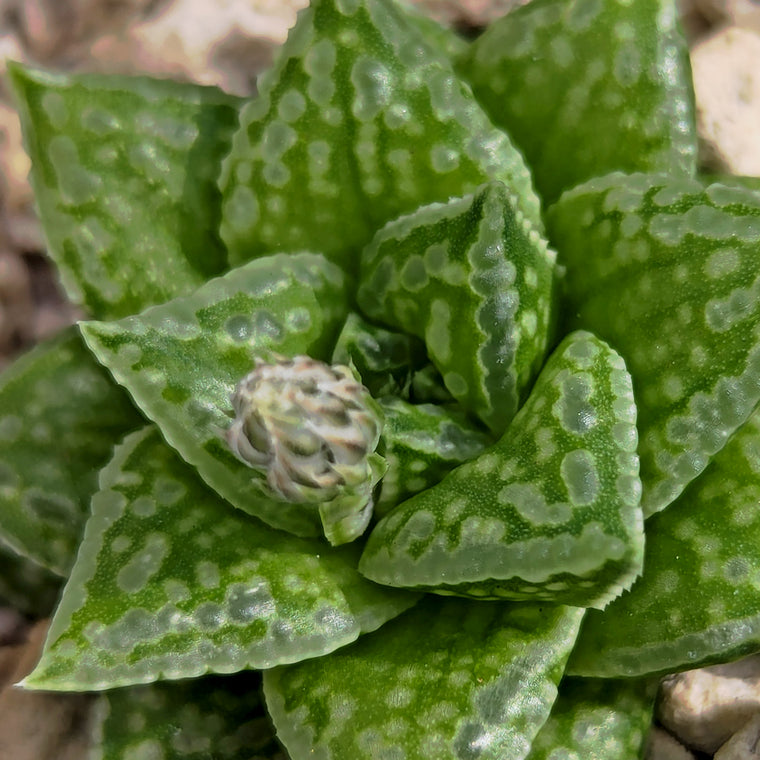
top-left (358, 181), bottom-right (557, 435)
top-left (568, 408), bottom-right (760, 678)
top-left (80, 253), bottom-right (350, 537)
top-left (91, 671), bottom-right (286, 760)
top-left (0, 328), bottom-right (142, 576)
top-left (458, 0), bottom-right (696, 204)
top-left (24, 427), bottom-right (418, 691)
top-left (9, 63), bottom-right (241, 319)
top-left (219, 0), bottom-right (542, 277)
top-left (375, 397), bottom-right (491, 518)
top-left (263, 598), bottom-right (585, 760)
top-left (547, 173), bottom-right (760, 516)
top-left (360, 330), bottom-right (645, 610)
top-left (526, 677), bottom-right (656, 760)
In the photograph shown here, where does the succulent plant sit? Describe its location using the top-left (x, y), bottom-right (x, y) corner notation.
top-left (2, 0), bottom-right (759, 757)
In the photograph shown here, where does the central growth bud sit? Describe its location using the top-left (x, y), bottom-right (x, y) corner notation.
top-left (226, 355), bottom-right (386, 545)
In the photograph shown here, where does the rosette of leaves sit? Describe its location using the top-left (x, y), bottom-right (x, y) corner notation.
top-left (4, 0), bottom-right (760, 757)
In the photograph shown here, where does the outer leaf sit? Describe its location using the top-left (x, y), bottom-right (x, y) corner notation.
top-left (568, 408), bottom-right (760, 678)
top-left (0, 539), bottom-right (61, 617)
top-left (0, 328), bottom-right (141, 575)
top-left (219, 0), bottom-right (542, 276)
top-left (10, 63), bottom-right (241, 319)
top-left (458, 0), bottom-right (696, 204)
top-left (547, 173), bottom-right (760, 516)
top-left (526, 677), bottom-right (656, 760)
top-left (264, 598), bottom-right (585, 760)
top-left (376, 396), bottom-right (490, 517)
top-left (80, 253), bottom-right (349, 537)
top-left (358, 181), bottom-right (556, 435)
top-left (360, 331), bottom-right (644, 610)
top-left (91, 671), bottom-right (286, 760)
top-left (24, 427), bottom-right (418, 691)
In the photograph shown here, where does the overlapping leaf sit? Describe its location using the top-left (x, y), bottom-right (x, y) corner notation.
top-left (91, 671), bottom-right (286, 760)
top-left (10, 64), bottom-right (241, 319)
top-left (219, 0), bottom-right (542, 276)
top-left (458, 0), bottom-right (696, 204)
top-left (548, 173), bottom-right (760, 516)
top-left (359, 181), bottom-right (556, 435)
top-left (81, 253), bottom-right (349, 536)
top-left (0, 328), bottom-right (141, 575)
top-left (264, 598), bottom-right (584, 760)
top-left (568, 407), bottom-right (760, 678)
top-left (375, 397), bottom-right (491, 517)
top-left (526, 677), bottom-right (656, 760)
top-left (24, 427), bottom-right (417, 691)
top-left (360, 331), bottom-right (644, 610)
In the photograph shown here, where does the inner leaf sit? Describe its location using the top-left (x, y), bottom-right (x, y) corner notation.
top-left (360, 330), bottom-right (644, 610)
top-left (80, 253), bottom-right (349, 537)
top-left (358, 181), bottom-right (557, 435)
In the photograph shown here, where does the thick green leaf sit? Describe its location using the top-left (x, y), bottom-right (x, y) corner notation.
top-left (458, 0), bottom-right (696, 204)
top-left (0, 539), bottom-right (61, 617)
top-left (219, 0), bottom-right (542, 276)
top-left (376, 396), bottom-right (491, 517)
top-left (0, 328), bottom-right (141, 575)
top-left (358, 181), bottom-right (557, 435)
top-left (568, 408), bottom-right (760, 678)
top-left (547, 173), bottom-right (760, 516)
top-left (360, 330), bottom-right (644, 610)
top-left (80, 253), bottom-right (349, 537)
top-left (526, 677), bottom-right (656, 760)
top-left (24, 427), bottom-right (417, 691)
top-left (92, 671), bottom-right (286, 760)
top-left (264, 598), bottom-right (585, 760)
top-left (10, 63), bottom-right (241, 319)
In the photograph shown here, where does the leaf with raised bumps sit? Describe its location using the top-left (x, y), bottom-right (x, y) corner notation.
top-left (458, 0), bottom-right (696, 204)
top-left (263, 598), bottom-right (585, 760)
top-left (219, 0), bottom-right (542, 276)
top-left (360, 330), bottom-right (644, 610)
top-left (24, 427), bottom-right (417, 691)
top-left (548, 173), bottom-right (760, 516)
top-left (568, 408), bottom-right (760, 678)
top-left (375, 396), bottom-right (491, 518)
top-left (80, 253), bottom-right (349, 537)
top-left (526, 677), bottom-right (656, 760)
top-left (0, 328), bottom-right (142, 576)
top-left (358, 181), bottom-right (557, 435)
top-left (91, 671), bottom-right (286, 760)
top-left (10, 64), bottom-right (241, 319)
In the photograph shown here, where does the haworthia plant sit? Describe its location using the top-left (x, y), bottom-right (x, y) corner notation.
top-left (264, 598), bottom-right (585, 760)
top-left (458, 0), bottom-right (696, 204)
top-left (0, 327), bottom-right (141, 575)
top-left (525, 677), bottom-right (656, 760)
top-left (361, 331), bottom-right (644, 610)
top-left (25, 427), bottom-right (416, 691)
top-left (91, 670), bottom-right (285, 759)
top-left (6, 0), bottom-right (760, 756)
top-left (547, 173), bottom-right (760, 516)
top-left (9, 64), bottom-right (241, 320)
top-left (358, 181), bottom-right (556, 435)
top-left (569, 408), bottom-right (760, 678)
top-left (80, 253), bottom-right (349, 537)
top-left (219, 0), bottom-right (542, 276)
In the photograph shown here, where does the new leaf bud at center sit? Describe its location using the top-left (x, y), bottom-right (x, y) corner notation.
top-left (226, 355), bottom-right (387, 545)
